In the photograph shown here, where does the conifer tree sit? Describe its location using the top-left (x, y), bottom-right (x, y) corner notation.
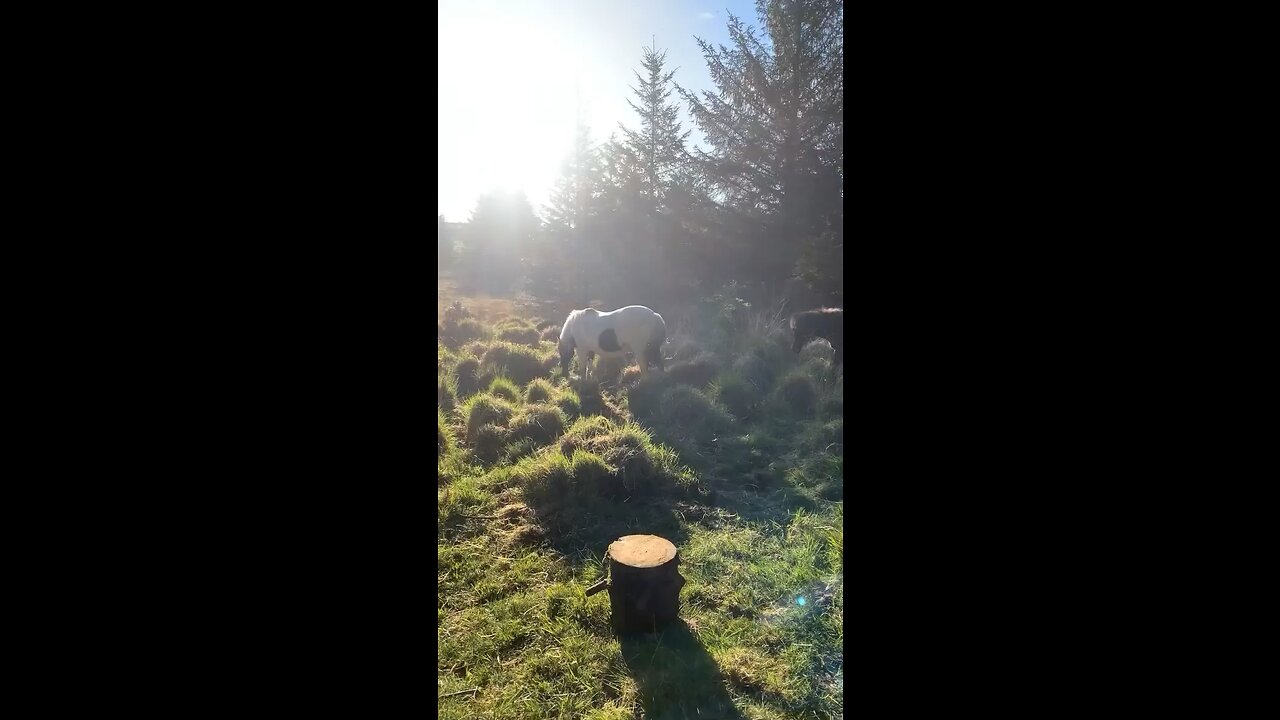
top-left (618, 43), bottom-right (693, 213)
top-left (678, 0), bottom-right (843, 290)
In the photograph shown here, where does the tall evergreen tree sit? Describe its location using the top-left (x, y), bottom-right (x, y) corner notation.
top-left (678, 0), bottom-right (843, 291)
top-left (544, 122), bottom-right (602, 232)
top-left (539, 123), bottom-right (604, 304)
top-left (618, 44), bottom-right (693, 213)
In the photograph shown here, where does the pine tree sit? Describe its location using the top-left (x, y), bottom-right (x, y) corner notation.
top-left (618, 43), bottom-right (694, 213)
top-left (544, 123), bottom-right (602, 232)
top-left (678, 0), bottom-right (843, 290)
top-left (538, 123), bottom-right (605, 304)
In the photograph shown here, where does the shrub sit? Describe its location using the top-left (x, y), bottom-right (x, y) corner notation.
top-left (487, 376), bottom-right (521, 404)
top-left (461, 393), bottom-right (518, 443)
top-left (540, 325), bottom-right (561, 342)
top-left (508, 403), bottom-right (569, 446)
top-left (481, 342), bottom-right (548, 385)
top-left (443, 301), bottom-right (472, 324)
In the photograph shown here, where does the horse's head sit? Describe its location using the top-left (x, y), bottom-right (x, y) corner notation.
top-left (558, 310), bottom-right (579, 377)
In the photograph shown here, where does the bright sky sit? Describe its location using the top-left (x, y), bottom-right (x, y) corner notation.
top-left (437, 0), bottom-right (757, 223)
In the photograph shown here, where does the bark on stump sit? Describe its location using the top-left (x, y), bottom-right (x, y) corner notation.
top-left (604, 534), bottom-right (685, 634)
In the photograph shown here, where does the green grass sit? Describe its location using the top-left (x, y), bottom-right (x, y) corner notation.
top-left (487, 376), bottom-right (522, 404)
top-left (438, 299), bottom-right (842, 719)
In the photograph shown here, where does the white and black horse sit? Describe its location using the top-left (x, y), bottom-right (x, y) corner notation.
top-left (558, 305), bottom-right (667, 382)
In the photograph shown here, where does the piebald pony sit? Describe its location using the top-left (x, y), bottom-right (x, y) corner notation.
top-left (558, 306), bottom-right (667, 381)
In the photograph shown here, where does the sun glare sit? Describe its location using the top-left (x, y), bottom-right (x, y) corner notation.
top-left (438, 16), bottom-right (583, 221)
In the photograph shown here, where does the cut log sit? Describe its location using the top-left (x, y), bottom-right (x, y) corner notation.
top-left (605, 534), bottom-right (685, 634)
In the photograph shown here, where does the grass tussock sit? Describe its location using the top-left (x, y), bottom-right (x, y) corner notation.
top-left (539, 324), bottom-right (561, 342)
top-left (486, 376), bottom-right (522, 404)
top-left (524, 378), bottom-right (556, 404)
top-left (557, 415), bottom-right (615, 456)
top-left (655, 385), bottom-right (734, 443)
top-left (495, 319), bottom-right (541, 346)
top-left (439, 317), bottom-right (488, 348)
top-left (508, 403), bottom-right (569, 446)
top-left (481, 342), bottom-right (552, 385)
top-left (524, 378), bottom-right (581, 419)
top-left (518, 449), bottom-right (612, 506)
top-left (454, 357), bottom-right (483, 398)
top-left (709, 371), bottom-right (758, 419)
top-left (553, 386), bottom-right (582, 419)
top-left (776, 371), bottom-right (818, 416)
top-left (438, 408), bottom-right (453, 458)
top-left (471, 423), bottom-right (511, 464)
top-left (556, 420), bottom-right (701, 499)
top-left (461, 393), bottom-right (518, 443)
top-left (438, 372), bottom-right (457, 413)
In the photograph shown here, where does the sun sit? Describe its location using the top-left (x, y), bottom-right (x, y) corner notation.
top-left (437, 15), bottom-right (583, 221)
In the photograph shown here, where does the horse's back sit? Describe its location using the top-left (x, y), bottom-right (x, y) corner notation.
top-left (616, 305), bottom-right (663, 330)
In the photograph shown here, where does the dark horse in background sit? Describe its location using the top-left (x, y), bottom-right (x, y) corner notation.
top-left (791, 307), bottom-right (843, 381)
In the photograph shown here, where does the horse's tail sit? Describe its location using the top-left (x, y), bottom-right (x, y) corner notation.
top-left (645, 312), bottom-right (668, 372)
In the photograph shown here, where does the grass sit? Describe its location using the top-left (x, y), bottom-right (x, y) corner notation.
top-left (437, 294), bottom-right (843, 719)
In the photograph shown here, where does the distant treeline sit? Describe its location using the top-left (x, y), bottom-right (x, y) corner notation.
top-left (439, 0), bottom-right (843, 311)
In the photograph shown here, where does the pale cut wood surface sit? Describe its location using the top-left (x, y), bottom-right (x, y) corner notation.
top-left (608, 534), bottom-right (677, 568)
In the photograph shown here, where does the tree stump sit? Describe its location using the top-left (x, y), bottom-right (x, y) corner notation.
top-left (604, 534), bottom-right (685, 634)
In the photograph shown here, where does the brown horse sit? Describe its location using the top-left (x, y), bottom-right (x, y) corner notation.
top-left (791, 308), bottom-right (843, 380)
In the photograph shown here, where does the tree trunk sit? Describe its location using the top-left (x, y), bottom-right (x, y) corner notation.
top-left (604, 535), bottom-right (685, 634)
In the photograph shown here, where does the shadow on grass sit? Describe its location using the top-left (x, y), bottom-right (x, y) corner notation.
top-left (536, 496), bottom-right (691, 571)
top-left (620, 620), bottom-right (744, 720)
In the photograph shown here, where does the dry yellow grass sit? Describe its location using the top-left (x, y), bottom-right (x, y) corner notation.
top-left (437, 276), bottom-right (519, 325)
